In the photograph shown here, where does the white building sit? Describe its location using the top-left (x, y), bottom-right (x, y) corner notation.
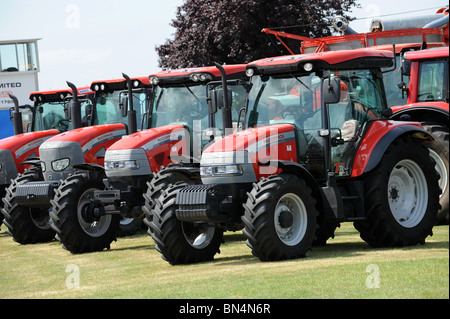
top-left (0, 39), bottom-right (40, 138)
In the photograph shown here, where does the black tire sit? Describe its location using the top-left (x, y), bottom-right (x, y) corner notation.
top-left (422, 123), bottom-right (449, 225)
top-left (354, 136), bottom-right (441, 247)
top-left (313, 221), bottom-right (340, 246)
top-left (1, 169), bottom-right (55, 244)
top-left (50, 172), bottom-right (120, 253)
top-left (242, 174), bottom-right (319, 261)
top-left (142, 166), bottom-right (189, 233)
top-left (0, 184), bottom-right (7, 229)
top-left (116, 217), bottom-right (143, 237)
top-left (148, 181), bottom-right (224, 265)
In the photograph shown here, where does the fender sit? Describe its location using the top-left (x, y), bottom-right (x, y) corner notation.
top-left (159, 163), bottom-right (201, 180)
top-left (73, 163), bottom-right (105, 174)
top-left (276, 160), bottom-right (320, 192)
top-left (391, 102), bottom-right (449, 117)
top-left (390, 102), bottom-right (449, 127)
top-left (351, 122), bottom-right (432, 177)
top-left (269, 160), bottom-right (333, 218)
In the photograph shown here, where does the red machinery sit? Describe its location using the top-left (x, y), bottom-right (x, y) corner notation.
top-left (262, 8), bottom-right (449, 223)
top-left (1, 75), bottom-right (151, 243)
top-left (49, 64), bottom-right (249, 253)
top-left (145, 48), bottom-right (441, 264)
top-left (0, 86), bottom-right (94, 229)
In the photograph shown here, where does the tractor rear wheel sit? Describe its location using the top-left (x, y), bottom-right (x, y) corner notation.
top-left (1, 169), bottom-right (55, 244)
top-left (355, 136), bottom-right (440, 247)
top-left (422, 123), bottom-right (449, 225)
top-left (0, 185), bottom-right (7, 229)
top-left (148, 181), bottom-right (224, 265)
top-left (242, 174), bottom-right (318, 261)
top-left (117, 217), bottom-right (143, 237)
top-left (50, 172), bottom-right (120, 253)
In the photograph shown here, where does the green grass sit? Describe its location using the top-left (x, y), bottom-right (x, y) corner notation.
top-left (0, 223), bottom-right (448, 299)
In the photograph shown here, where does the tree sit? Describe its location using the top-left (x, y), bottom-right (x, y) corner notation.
top-left (156, 0), bottom-right (359, 69)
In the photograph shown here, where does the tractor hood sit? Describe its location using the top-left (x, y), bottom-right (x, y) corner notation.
top-left (105, 124), bottom-right (189, 176)
top-left (39, 123), bottom-right (127, 181)
top-left (201, 124), bottom-right (298, 182)
top-left (0, 129), bottom-right (59, 155)
top-left (203, 124), bottom-right (296, 158)
top-left (0, 130), bottom-right (59, 184)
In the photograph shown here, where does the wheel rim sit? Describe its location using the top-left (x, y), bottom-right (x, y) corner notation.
top-left (429, 149), bottom-right (448, 198)
top-left (182, 222), bottom-right (215, 249)
top-left (77, 188), bottom-right (112, 237)
top-left (30, 208), bottom-right (51, 230)
top-left (274, 193), bottom-right (308, 246)
top-left (388, 159), bottom-right (428, 228)
top-left (120, 217), bottom-right (134, 226)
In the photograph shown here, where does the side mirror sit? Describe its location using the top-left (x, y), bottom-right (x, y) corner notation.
top-left (8, 93), bottom-right (23, 135)
top-left (207, 88), bottom-right (232, 114)
top-left (323, 77), bottom-right (341, 104)
top-left (85, 103), bottom-right (93, 118)
top-left (119, 95), bottom-right (128, 117)
top-left (401, 59), bottom-right (411, 76)
top-left (64, 103), bottom-right (71, 120)
top-left (207, 89), bottom-right (219, 114)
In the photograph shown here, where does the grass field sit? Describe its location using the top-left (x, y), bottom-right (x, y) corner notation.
top-left (0, 223), bottom-right (448, 299)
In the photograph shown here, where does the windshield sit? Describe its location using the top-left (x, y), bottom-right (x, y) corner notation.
top-left (95, 90), bottom-right (150, 130)
top-left (246, 73), bottom-right (322, 129)
top-left (246, 69), bottom-right (387, 130)
top-left (33, 99), bottom-right (91, 133)
top-left (246, 69), bottom-right (388, 179)
top-left (150, 84), bottom-right (209, 131)
top-left (417, 59), bottom-right (449, 102)
top-left (94, 91), bottom-right (125, 126)
top-left (383, 55), bottom-right (409, 107)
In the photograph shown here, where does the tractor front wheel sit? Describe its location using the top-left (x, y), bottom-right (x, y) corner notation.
top-left (50, 172), bottom-right (120, 253)
top-left (2, 169), bottom-right (55, 244)
top-left (148, 182), bottom-right (224, 265)
top-left (242, 174), bottom-right (318, 261)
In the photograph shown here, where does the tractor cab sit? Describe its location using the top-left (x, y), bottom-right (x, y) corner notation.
top-left (243, 53), bottom-right (390, 180)
top-left (29, 87), bottom-right (95, 133)
top-left (90, 76), bottom-right (152, 132)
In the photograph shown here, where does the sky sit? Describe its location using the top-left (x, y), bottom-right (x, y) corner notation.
top-left (0, 0), bottom-right (448, 91)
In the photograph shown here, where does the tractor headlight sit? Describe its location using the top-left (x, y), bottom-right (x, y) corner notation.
top-left (51, 158), bottom-right (70, 171)
top-left (105, 160), bottom-right (140, 171)
top-left (189, 73), bottom-right (212, 82)
top-left (200, 164), bottom-right (243, 177)
top-left (149, 77), bottom-right (159, 85)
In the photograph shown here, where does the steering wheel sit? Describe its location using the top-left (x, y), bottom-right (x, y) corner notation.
top-left (56, 119), bottom-right (70, 132)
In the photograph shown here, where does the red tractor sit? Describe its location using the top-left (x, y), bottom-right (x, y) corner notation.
top-left (391, 47), bottom-right (449, 224)
top-left (146, 48), bottom-right (441, 264)
top-left (263, 7), bottom-right (449, 224)
top-left (0, 86), bottom-right (94, 230)
top-left (49, 64), bottom-right (248, 253)
top-left (1, 75), bottom-right (151, 244)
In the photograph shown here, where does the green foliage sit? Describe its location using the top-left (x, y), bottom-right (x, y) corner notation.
top-left (156, 0), bottom-right (359, 69)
